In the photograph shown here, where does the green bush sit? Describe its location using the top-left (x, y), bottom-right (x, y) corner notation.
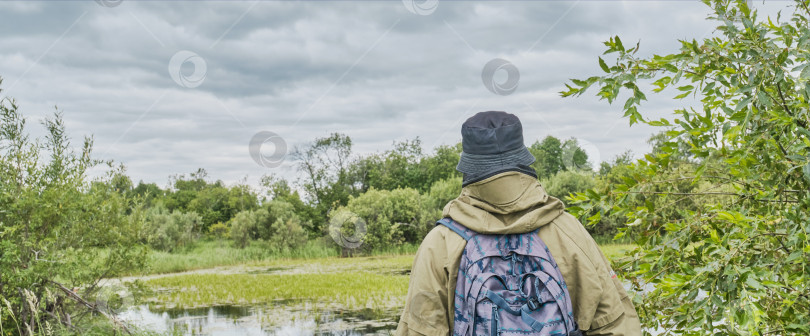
top-left (0, 79), bottom-right (146, 334)
top-left (228, 209), bottom-right (262, 248)
top-left (229, 200), bottom-right (308, 251)
top-left (333, 187), bottom-right (428, 252)
top-left (261, 200), bottom-right (308, 252)
top-left (207, 222), bottom-right (230, 239)
top-left (541, 170), bottom-right (597, 201)
top-left (423, 176), bottom-right (462, 211)
top-left (141, 205), bottom-right (200, 252)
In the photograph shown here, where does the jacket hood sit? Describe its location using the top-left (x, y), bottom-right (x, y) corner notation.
top-left (442, 171), bottom-right (564, 234)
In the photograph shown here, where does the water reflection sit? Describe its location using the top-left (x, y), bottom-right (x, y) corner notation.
top-left (119, 304), bottom-right (398, 336)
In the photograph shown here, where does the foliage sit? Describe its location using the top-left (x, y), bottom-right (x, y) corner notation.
top-left (140, 205), bottom-right (201, 252)
top-left (228, 201), bottom-right (308, 252)
top-left (260, 174), bottom-right (318, 238)
top-left (354, 139), bottom-right (462, 193)
top-left (528, 136), bottom-right (591, 179)
top-left (0, 78), bottom-right (146, 335)
top-left (229, 209), bottom-right (262, 249)
top-left (207, 222), bottom-right (230, 239)
top-left (333, 188), bottom-right (428, 253)
top-left (293, 133), bottom-right (358, 235)
top-left (541, 170), bottom-right (596, 203)
top-left (561, 138), bottom-right (592, 171)
top-left (259, 200), bottom-right (309, 253)
top-left (563, 1), bottom-right (810, 334)
top-left (423, 176), bottom-right (463, 211)
top-left (528, 136), bottom-right (565, 179)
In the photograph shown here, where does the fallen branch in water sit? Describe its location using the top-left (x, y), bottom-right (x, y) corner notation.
top-left (49, 280), bottom-right (132, 335)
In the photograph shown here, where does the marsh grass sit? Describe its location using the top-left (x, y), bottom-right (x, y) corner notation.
top-left (145, 272), bottom-right (409, 311)
top-left (140, 240), bottom-right (337, 275)
top-left (140, 244), bottom-right (630, 310)
top-left (111, 239), bottom-right (421, 277)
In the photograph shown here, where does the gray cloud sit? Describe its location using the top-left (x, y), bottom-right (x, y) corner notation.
top-left (0, 0), bottom-right (792, 190)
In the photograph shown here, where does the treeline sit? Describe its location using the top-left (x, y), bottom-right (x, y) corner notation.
top-left (108, 132), bottom-right (642, 256)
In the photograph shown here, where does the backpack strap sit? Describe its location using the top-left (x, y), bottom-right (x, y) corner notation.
top-left (436, 217), bottom-right (475, 241)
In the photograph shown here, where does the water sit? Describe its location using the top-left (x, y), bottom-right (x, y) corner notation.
top-left (119, 304), bottom-right (399, 336)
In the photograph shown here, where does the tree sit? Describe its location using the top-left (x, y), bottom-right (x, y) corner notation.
top-left (561, 138), bottom-right (591, 171)
top-left (355, 138), bottom-right (424, 192)
top-left (229, 209), bottom-right (262, 248)
top-left (528, 136), bottom-right (565, 179)
top-left (260, 200), bottom-right (308, 252)
top-left (354, 140), bottom-right (462, 193)
top-left (331, 187), bottom-right (427, 254)
top-left (129, 180), bottom-right (164, 208)
top-left (261, 173), bottom-right (318, 238)
top-left (0, 78), bottom-right (145, 335)
top-left (293, 133), bottom-right (357, 234)
top-left (541, 170), bottom-right (596, 202)
top-left (139, 205), bottom-right (201, 252)
top-left (563, 1), bottom-right (810, 334)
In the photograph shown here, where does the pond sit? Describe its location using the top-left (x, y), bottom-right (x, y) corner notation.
top-left (118, 303), bottom-right (400, 335)
top-left (113, 255), bottom-right (667, 335)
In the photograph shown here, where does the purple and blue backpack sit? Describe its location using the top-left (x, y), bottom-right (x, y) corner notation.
top-left (437, 218), bottom-right (582, 336)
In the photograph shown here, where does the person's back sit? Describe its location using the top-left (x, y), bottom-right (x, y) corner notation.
top-left (395, 111), bottom-right (641, 336)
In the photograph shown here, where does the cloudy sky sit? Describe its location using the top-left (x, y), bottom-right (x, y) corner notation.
top-left (0, 0), bottom-right (791, 190)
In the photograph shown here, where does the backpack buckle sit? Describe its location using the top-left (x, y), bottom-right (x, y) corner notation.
top-left (526, 297), bottom-right (541, 311)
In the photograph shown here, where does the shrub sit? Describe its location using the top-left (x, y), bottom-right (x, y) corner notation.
top-left (333, 187), bottom-right (428, 252)
top-left (208, 222), bottom-right (230, 239)
top-left (141, 205), bottom-right (200, 251)
top-left (229, 209), bottom-right (263, 248)
top-left (229, 200), bottom-right (309, 251)
top-left (541, 170), bottom-right (596, 201)
top-left (261, 200), bottom-right (308, 252)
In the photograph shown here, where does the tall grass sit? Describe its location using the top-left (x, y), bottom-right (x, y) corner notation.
top-left (112, 237), bottom-right (631, 277)
top-left (114, 239), bottom-right (421, 277)
top-left (140, 240), bottom-right (337, 275)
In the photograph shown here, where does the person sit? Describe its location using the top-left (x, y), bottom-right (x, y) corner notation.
top-left (395, 111), bottom-right (641, 336)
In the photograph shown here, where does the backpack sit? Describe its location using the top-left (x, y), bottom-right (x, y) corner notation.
top-left (437, 217), bottom-right (582, 336)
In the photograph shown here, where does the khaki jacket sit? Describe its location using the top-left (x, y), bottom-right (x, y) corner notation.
top-left (395, 171), bottom-right (641, 336)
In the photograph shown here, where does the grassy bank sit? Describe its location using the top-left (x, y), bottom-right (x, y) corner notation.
top-left (120, 237), bottom-right (633, 277)
top-left (144, 255), bottom-right (413, 310)
top-left (120, 239), bottom-right (420, 276)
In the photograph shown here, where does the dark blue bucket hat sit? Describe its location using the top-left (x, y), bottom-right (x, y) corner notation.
top-left (457, 111), bottom-right (537, 186)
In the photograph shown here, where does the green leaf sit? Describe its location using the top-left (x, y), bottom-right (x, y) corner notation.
top-left (745, 276), bottom-right (764, 290)
top-left (736, 96), bottom-right (753, 111)
top-left (674, 92), bottom-right (690, 99)
top-left (598, 57), bottom-right (610, 73)
top-left (756, 90), bottom-right (772, 108)
top-left (801, 63), bottom-right (810, 79)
